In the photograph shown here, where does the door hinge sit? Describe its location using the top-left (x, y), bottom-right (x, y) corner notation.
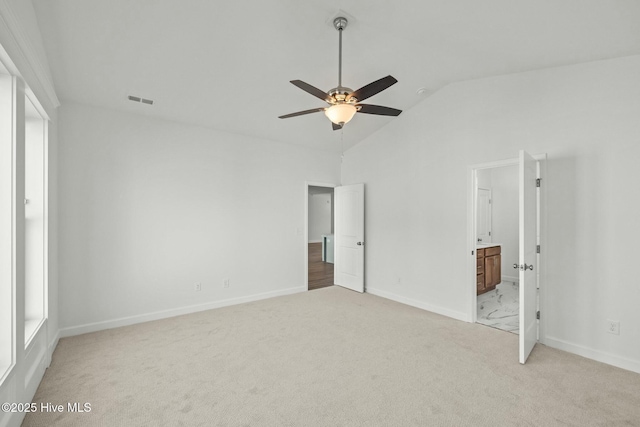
top-left (536, 245), bottom-right (540, 254)
top-left (488, 199), bottom-right (492, 204)
top-left (536, 311), bottom-right (540, 320)
top-left (488, 231), bottom-right (491, 236)
top-left (536, 178), bottom-right (541, 187)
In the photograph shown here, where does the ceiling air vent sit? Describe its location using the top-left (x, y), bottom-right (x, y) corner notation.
top-left (128, 95), bottom-right (154, 105)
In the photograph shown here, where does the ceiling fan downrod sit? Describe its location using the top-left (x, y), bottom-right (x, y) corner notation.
top-left (334, 17), bottom-right (348, 88)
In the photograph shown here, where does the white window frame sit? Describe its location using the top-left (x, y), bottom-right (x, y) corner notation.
top-left (24, 94), bottom-right (48, 347)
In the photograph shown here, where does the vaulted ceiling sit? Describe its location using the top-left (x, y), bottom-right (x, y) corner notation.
top-left (33, 0), bottom-right (640, 152)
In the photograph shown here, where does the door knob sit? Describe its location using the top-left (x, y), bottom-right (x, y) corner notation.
top-left (357, 242), bottom-right (364, 246)
top-left (514, 263), bottom-right (534, 271)
top-left (525, 264), bottom-right (534, 271)
top-left (513, 264), bottom-right (518, 269)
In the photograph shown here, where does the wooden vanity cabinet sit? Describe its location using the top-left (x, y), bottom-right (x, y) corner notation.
top-left (477, 246), bottom-right (501, 295)
top-left (476, 249), bottom-right (485, 293)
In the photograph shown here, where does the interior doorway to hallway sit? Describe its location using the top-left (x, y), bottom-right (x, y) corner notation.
top-left (306, 184), bottom-right (335, 291)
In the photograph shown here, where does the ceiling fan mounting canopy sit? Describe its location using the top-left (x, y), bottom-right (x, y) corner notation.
top-left (333, 16), bottom-right (348, 31)
top-left (279, 15), bottom-right (402, 130)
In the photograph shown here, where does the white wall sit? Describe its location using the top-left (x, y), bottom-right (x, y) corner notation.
top-left (57, 102), bottom-right (341, 333)
top-left (490, 166), bottom-right (518, 283)
top-left (342, 55), bottom-right (640, 373)
top-left (308, 192), bottom-right (332, 242)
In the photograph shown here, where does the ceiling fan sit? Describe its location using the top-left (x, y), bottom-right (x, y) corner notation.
top-left (279, 17), bottom-right (402, 130)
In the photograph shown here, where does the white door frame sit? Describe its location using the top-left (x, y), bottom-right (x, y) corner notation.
top-left (304, 181), bottom-right (338, 290)
top-left (466, 154), bottom-right (547, 344)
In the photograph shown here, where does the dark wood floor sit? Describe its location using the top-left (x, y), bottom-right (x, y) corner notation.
top-left (308, 242), bottom-right (334, 291)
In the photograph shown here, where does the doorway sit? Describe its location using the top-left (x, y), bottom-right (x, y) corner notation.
top-left (475, 166), bottom-right (519, 334)
top-left (306, 184), bottom-right (335, 291)
top-left (468, 151), bottom-right (546, 364)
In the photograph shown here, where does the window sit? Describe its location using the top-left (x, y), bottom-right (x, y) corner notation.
top-left (24, 96), bottom-right (46, 345)
top-left (0, 72), bottom-right (14, 377)
top-left (0, 61), bottom-right (49, 381)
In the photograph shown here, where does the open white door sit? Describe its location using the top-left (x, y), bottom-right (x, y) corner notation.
top-left (334, 183), bottom-right (364, 293)
top-left (519, 150), bottom-right (538, 364)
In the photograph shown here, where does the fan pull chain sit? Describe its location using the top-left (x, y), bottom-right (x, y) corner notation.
top-left (341, 128), bottom-right (344, 162)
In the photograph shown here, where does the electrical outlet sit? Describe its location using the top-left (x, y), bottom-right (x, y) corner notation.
top-left (606, 320), bottom-right (620, 335)
top-left (223, 279), bottom-right (230, 288)
top-left (194, 282), bottom-right (201, 292)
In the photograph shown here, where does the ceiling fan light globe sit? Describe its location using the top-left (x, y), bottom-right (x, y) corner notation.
top-left (325, 104), bottom-right (357, 125)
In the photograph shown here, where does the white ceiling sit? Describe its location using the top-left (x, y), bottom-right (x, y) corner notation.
top-left (33, 0), bottom-right (640, 152)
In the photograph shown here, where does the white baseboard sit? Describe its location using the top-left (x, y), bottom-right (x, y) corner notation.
top-left (0, 326), bottom-right (56, 427)
top-left (308, 239), bottom-right (322, 243)
top-left (366, 288), bottom-right (640, 375)
top-left (47, 329), bottom-right (60, 367)
top-left (545, 336), bottom-right (640, 374)
top-left (501, 275), bottom-right (519, 284)
top-left (59, 286), bottom-right (307, 338)
top-left (366, 287), bottom-right (469, 322)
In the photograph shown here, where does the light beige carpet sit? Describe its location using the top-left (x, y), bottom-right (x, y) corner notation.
top-left (24, 287), bottom-right (640, 426)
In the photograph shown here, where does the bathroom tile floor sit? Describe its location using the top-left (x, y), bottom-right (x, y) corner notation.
top-left (477, 281), bottom-right (519, 334)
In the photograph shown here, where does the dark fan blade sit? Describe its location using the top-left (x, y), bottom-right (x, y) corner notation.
top-left (279, 108), bottom-right (325, 119)
top-left (290, 80), bottom-right (330, 102)
top-left (332, 122), bottom-right (343, 131)
top-left (347, 75), bottom-right (398, 102)
top-left (357, 104), bottom-right (402, 116)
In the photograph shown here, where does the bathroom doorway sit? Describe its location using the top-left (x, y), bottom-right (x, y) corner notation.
top-left (468, 151), bottom-right (546, 364)
top-left (475, 165), bottom-right (519, 334)
top-left (306, 184), bottom-right (335, 291)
